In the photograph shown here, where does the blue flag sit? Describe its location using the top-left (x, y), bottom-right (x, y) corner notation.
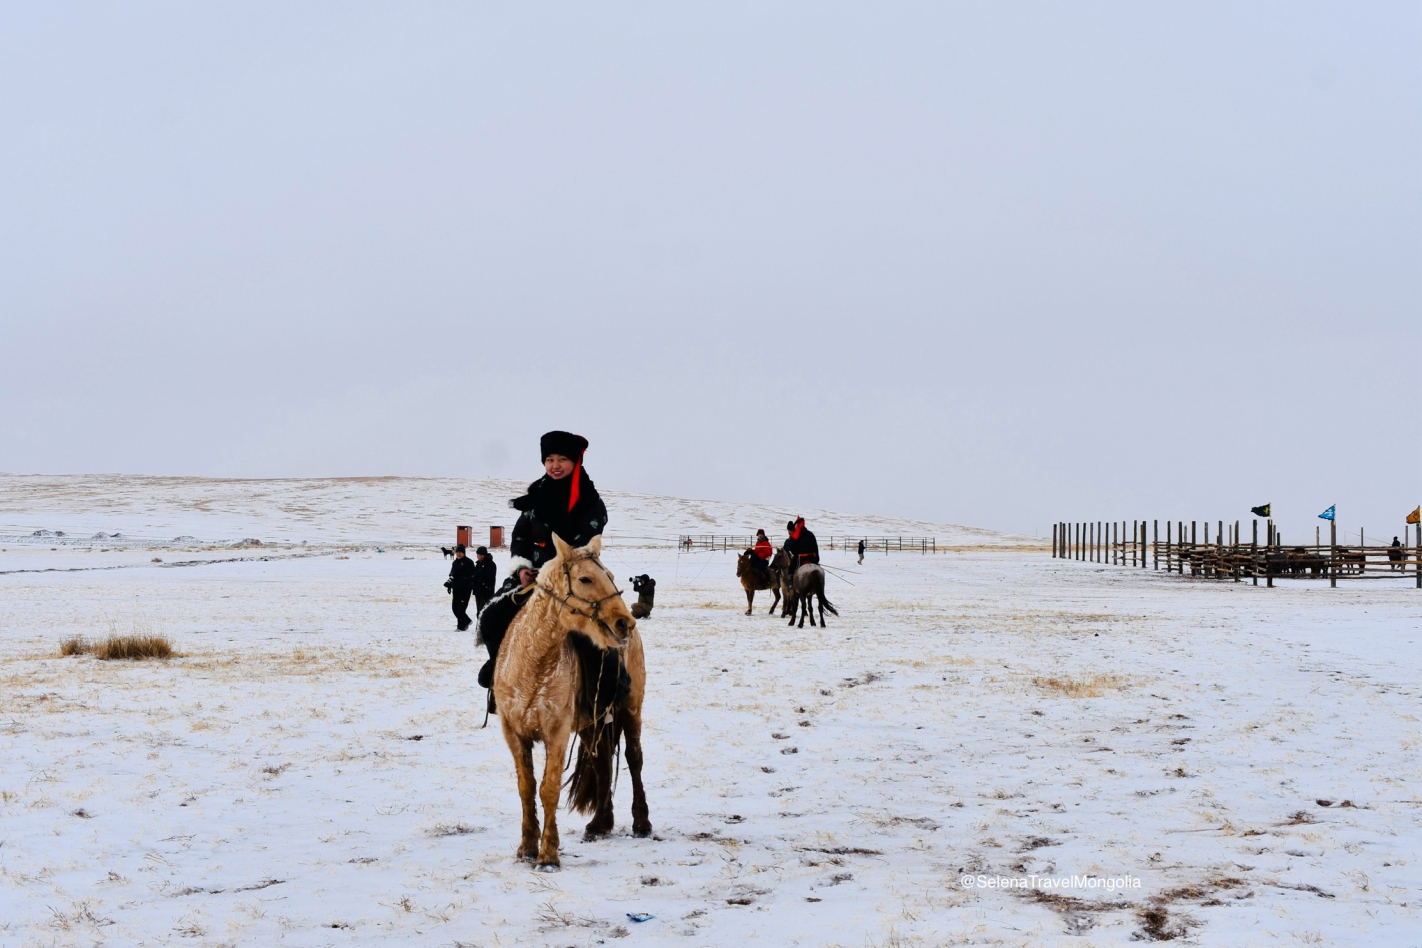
top-left (1318, 505), bottom-right (1335, 521)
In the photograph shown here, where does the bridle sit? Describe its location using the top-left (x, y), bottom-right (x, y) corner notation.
top-left (537, 551), bottom-right (628, 645)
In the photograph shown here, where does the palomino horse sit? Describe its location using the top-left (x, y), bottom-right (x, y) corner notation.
top-left (790, 563), bottom-right (839, 628)
top-left (493, 534), bottom-right (651, 869)
top-left (736, 547), bottom-right (789, 615)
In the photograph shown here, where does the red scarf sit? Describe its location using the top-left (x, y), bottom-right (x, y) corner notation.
top-left (791, 518), bottom-right (804, 540)
top-left (567, 458), bottom-right (583, 512)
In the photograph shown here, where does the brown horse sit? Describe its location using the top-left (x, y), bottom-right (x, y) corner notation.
top-left (790, 563), bottom-right (839, 628)
top-left (736, 547), bottom-right (788, 615)
top-left (493, 534), bottom-right (650, 870)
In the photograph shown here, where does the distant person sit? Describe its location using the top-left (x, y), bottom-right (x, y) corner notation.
top-left (787, 516), bottom-right (820, 571)
top-left (857, 538), bottom-right (866, 564)
top-left (472, 545), bottom-right (497, 613)
top-left (1390, 536), bottom-right (1404, 571)
top-left (446, 544), bottom-right (476, 631)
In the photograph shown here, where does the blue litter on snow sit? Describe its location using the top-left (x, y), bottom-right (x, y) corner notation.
top-left (627, 913), bottom-right (654, 923)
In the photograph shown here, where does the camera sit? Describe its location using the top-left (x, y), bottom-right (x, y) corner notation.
top-left (629, 574), bottom-right (655, 594)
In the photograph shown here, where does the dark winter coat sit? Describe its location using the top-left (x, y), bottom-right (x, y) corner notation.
top-left (472, 556), bottom-right (497, 598)
top-left (789, 527), bottom-right (820, 566)
top-left (447, 555), bottom-right (477, 592)
top-left (509, 471), bottom-right (608, 570)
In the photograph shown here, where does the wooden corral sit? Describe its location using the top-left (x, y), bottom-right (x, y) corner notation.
top-left (1052, 519), bottom-right (1422, 588)
top-left (679, 534), bottom-right (936, 553)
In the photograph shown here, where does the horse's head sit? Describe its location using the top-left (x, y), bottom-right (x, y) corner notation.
top-left (735, 549), bottom-right (754, 577)
top-left (543, 534), bottom-right (635, 650)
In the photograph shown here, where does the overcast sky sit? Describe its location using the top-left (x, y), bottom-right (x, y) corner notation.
top-left (1, 3), bottom-right (1417, 538)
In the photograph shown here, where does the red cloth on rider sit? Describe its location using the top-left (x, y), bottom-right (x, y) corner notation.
top-left (754, 537), bottom-right (772, 560)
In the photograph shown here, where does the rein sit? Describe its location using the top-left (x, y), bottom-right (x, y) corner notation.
top-left (536, 552), bottom-right (627, 644)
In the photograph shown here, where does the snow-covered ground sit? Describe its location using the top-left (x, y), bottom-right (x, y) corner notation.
top-left (2, 477), bottom-right (1420, 946)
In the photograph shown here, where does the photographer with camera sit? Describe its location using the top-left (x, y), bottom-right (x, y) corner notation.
top-left (629, 573), bottom-right (656, 618)
top-left (445, 544), bottom-right (476, 631)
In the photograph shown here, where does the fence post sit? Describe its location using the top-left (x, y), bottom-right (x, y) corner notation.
top-left (1416, 521), bottom-right (1421, 588)
top-left (1153, 520), bottom-right (1159, 570)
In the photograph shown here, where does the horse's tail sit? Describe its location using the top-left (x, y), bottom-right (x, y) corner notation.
top-left (820, 592), bottom-right (839, 616)
top-left (567, 716), bottom-right (621, 814)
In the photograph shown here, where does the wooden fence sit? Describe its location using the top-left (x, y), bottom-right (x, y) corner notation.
top-left (678, 535), bottom-right (936, 554)
top-left (1052, 519), bottom-right (1422, 588)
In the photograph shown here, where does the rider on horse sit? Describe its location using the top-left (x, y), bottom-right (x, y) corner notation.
top-left (786, 516), bottom-right (820, 571)
top-left (476, 430), bottom-right (627, 714)
top-left (751, 528), bottom-right (774, 577)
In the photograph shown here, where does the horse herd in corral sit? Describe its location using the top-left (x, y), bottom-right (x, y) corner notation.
top-left (734, 547), bottom-right (838, 627)
top-left (1177, 544), bottom-right (1400, 579)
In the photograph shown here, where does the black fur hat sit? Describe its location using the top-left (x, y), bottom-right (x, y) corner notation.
top-left (540, 430), bottom-right (588, 461)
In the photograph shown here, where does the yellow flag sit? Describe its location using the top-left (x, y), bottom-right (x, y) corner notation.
top-left (1408, 506), bottom-right (1421, 525)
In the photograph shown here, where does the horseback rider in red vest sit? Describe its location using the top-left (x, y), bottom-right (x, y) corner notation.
top-left (751, 529), bottom-right (774, 577)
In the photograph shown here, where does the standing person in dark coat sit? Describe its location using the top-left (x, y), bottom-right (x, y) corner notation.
top-left (472, 545), bottom-right (497, 614)
top-left (446, 544), bottom-right (476, 631)
top-left (857, 539), bottom-right (866, 564)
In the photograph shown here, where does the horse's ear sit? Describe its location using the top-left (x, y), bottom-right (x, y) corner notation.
top-left (551, 533), bottom-right (572, 562)
top-left (587, 534), bottom-right (602, 557)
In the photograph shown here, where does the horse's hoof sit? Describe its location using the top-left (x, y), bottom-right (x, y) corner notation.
top-left (535, 861), bottom-right (561, 873)
top-left (632, 822), bottom-right (653, 838)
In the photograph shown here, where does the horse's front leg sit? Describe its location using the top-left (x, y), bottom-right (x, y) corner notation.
top-left (537, 728), bottom-right (571, 869)
top-left (501, 724), bottom-right (539, 860)
top-left (744, 587), bottom-right (754, 616)
top-left (769, 586), bottom-right (780, 615)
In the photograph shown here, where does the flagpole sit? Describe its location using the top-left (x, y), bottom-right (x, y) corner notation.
top-left (1330, 517), bottom-right (1337, 589)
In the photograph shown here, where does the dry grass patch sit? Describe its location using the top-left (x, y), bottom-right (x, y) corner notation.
top-left (59, 635), bottom-right (174, 660)
top-left (1032, 674), bottom-right (1130, 698)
